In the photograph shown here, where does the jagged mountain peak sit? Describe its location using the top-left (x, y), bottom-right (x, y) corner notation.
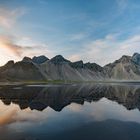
top-left (51, 55), bottom-right (66, 60)
top-left (22, 56), bottom-right (32, 63)
top-left (32, 55), bottom-right (49, 64)
top-left (3, 60), bottom-right (14, 68)
top-left (6, 60), bottom-right (14, 65)
top-left (104, 53), bottom-right (140, 80)
top-left (50, 55), bottom-right (70, 64)
top-left (132, 53), bottom-right (140, 65)
top-left (133, 52), bottom-right (140, 56)
top-left (117, 55), bottom-right (131, 63)
top-left (1, 53), bottom-right (140, 81)
top-left (105, 55), bottom-right (131, 68)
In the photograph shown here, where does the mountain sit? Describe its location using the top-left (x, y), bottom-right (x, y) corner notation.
top-left (104, 53), bottom-right (140, 80)
top-left (50, 55), bottom-right (70, 64)
top-left (40, 55), bottom-right (104, 81)
top-left (32, 55), bottom-right (49, 64)
top-left (0, 57), bottom-right (45, 81)
top-left (84, 62), bottom-right (104, 72)
top-left (132, 53), bottom-right (140, 65)
top-left (0, 53), bottom-right (140, 81)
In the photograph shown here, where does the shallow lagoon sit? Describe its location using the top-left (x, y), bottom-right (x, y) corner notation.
top-left (0, 83), bottom-right (140, 140)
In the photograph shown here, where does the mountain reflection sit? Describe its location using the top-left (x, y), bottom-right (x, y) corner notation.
top-left (0, 84), bottom-right (140, 112)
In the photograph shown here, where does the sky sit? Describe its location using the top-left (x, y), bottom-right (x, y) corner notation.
top-left (0, 0), bottom-right (140, 66)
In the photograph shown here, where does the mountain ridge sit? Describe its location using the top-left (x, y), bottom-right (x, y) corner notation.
top-left (0, 53), bottom-right (140, 81)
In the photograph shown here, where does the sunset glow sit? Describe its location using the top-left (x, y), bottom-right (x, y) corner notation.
top-left (0, 0), bottom-right (140, 66)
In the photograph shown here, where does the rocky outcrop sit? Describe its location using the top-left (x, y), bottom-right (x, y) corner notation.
top-left (32, 55), bottom-right (49, 64)
top-left (50, 55), bottom-right (70, 65)
top-left (132, 53), bottom-right (140, 65)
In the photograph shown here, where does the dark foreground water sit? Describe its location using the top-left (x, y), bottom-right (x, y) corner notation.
top-left (1, 83), bottom-right (140, 140)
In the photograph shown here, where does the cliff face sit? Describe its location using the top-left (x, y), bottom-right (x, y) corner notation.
top-left (0, 53), bottom-right (140, 81)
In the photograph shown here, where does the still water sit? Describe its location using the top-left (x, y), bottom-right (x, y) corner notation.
top-left (0, 83), bottom-right (140, 140)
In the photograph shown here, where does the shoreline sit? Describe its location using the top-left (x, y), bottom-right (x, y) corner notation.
top-left (1, 80), bottom-right (140, 86)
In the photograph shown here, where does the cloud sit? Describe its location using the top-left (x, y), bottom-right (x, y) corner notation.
top-left (0, 107), bottom-right (41, 126)
top-left (0, 34), bottom-right (54, 65)
top-left (0, 35), bottom-right (32, 57)
top-left (68, 54), bottom-right (81, 62)
top-left (0, 108), bottom-right (17, 125)
top-left (0, 7), bottom-right (26, 28)
top-left (69, 34), bottom-right (140, 66)
top-left (67, 103), bottom-right (82, 112)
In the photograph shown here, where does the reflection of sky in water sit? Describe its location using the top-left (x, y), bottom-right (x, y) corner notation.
top-left (1, 83), bottom-right (140, 139)
top-left (1, 97), bottom-right (140, 132)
